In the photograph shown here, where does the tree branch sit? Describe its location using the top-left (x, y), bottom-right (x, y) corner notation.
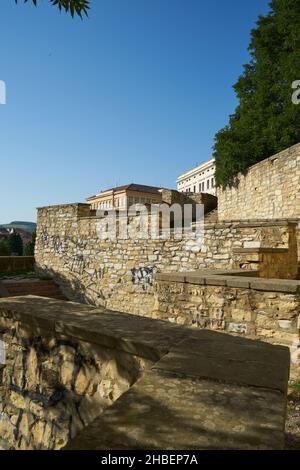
top-left (14, 0), bottom-right (90, 18)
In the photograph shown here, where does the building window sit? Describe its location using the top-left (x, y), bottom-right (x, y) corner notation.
top-left (193, 186), bottom-right (196, 193)
top-left (199, 184), bottom-right (201, 192)
top-left (202, 182), bottom-right (204, 191)
top-left (211, 178), bottom-right (214, 188)
top-left (207, 180), bottom-right (210, 189)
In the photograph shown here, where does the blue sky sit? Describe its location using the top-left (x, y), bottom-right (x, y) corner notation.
top-left (0, 0), bottom-right (270, 222)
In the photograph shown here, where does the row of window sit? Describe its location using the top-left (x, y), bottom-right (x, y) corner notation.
top-left (92, 196), bottom-right (158, 210)
top-left (179, 167), bottom-right (215, 186)
top-left (184, 177), bottom-right (215, 193)
top-left (182, 168), bottom-right (215, 184)
top-left (128, 196), bottom-right (158, 205)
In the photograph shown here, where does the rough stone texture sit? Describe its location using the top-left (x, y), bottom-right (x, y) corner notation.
top-left (0, 296), bottom-right (290, 450)
top-left (153, 271), bottom-right (300, 377)
top-left (66, 330), bottom-right (289, 451)
top-left (0, 297), bottom-right (154, 450)
top-left (218, 143), bottom-right (300, 220)
top-left (160, 189), bottom-right (217, 214)
top-left (217, 143), bottom-right (300, 255)
top-left (35, 204), bottom-right (297, 316)
top-left (231, 222), bottom-right (298, 279)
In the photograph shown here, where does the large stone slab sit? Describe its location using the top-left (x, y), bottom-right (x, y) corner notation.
top-left (0, 296), bottom-right (290, 450)
top-left (66, 369), bottom-right (286, 450)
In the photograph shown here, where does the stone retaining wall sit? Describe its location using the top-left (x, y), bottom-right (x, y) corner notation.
top-left (154, 270), bottom-right (300, 377)
top-left (217, 143), bottom-right (300, 221)
top-left (0, 296), bottom-right (290, 450)
top-left (0, 297), bottom-right (156, 450)
top-left (35, 203), bottom-right (297, 316)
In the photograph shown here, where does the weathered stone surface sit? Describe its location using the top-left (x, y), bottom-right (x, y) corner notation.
top-left (35, 203), bottom-right (299, 316)
top-left (217, 144), bottom-right (300, 256)
top-left (218, 143), bottom-right (300, 223)
top-left (0, 297), bottom-right (155, 450)
top-left (66, 366), bottom-right (287, 450)
top-left (153, 271), bottom-right (300, 374)
top-left (153, 337), bottom-right (290, 393)
top-left (0, 296), bottom-right (290, 450)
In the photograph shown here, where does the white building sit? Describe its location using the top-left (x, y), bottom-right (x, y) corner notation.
top-left (176, 158), bottom-right (216, 195)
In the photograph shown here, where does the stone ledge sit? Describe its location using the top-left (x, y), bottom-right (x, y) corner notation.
top-left (155, 270), bottom-right (300, 293)
top-left (36, 202), bottom-right (89, 210)
top-left (233, 248), bottom-right (289, 254)
top-left (65, 328), bottom-right (289, 451)
top-left (0, 296), bottom-right (189, 361)
top-left (65, 370), bottom-right (286, 450)
top-left (154, 337), bottom-right (290, 393)
top-left (250, 279), bottom-right (300, 293)
top-left (205, 219), bottom-right (299, 228)
top-left (0, 296), bottom-right (290, 450)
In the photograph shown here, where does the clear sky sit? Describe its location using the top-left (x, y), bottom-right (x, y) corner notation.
top-left (0, 0), bottom-right (270, 223)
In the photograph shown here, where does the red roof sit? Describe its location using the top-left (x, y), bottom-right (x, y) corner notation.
top-left (87, 183), bottom-right (163, 200)
top-left (0, 228), bottom-right (9, 237)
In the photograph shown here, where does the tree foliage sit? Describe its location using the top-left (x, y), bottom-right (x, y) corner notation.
top-left (214, 0), bottom-right (300, 187)
top-left (14, 0), bottom-right (90, 18)
top-left (7, 233), bottom-right (23, 256)
top-left (23, 231), bottom-right (36, 256)
top-left (0, 240), bottom-right (11, 256)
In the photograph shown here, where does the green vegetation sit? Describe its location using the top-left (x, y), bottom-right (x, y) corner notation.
top-left (0, 270), bottom-right (36, 279)
top-left (7, 233), bottom-right (23, 256)
top-left (0, 230), bottom-right (35, 257)
top-left (23, 231), bottom-right (36, 256)
top-left (14, 0), bottom-right (90, 18)
top-left (290, 381), bottom-right (300, 395)
top-left (0, 241), bottom-right (11, 256)
top-left (214, 0), bottom-right (300, 187)
top-left (286, 381), bottom-right (300, 449)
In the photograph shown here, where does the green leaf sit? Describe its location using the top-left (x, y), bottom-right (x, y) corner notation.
top-left (14, 0), bottom-right (90, 18)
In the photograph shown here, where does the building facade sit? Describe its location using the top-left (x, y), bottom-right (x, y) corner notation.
top-left (176, 158), bottom-right (216, 195)
top-left (86, 183), bottom-right (163, 211)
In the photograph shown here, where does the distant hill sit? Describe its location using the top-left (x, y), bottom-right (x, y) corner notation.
top-left (0, 221), bottom-right (36, 234)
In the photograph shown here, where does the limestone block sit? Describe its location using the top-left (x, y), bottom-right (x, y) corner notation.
top-left (227, 322), bottom-right (247, 334)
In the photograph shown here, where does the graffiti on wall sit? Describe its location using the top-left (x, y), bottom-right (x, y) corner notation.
top-left (131, 267), bottom-right (156, 290)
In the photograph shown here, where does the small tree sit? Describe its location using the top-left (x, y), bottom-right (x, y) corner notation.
top-left (23, 231), bottom-right (36, 256)
top-left (214, 0), bottom-right (300, 187)
top-left (0, 240), bottom-right (11, 256)
top-left (8, 233), bottom-right (23, 256)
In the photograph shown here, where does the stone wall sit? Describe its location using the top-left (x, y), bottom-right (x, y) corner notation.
top-left (0, 298), bottom-right (155, 450)
top-left (35, 204), bottom-right (298, 316)
top-left (0, 296), bottom-right (290, 450)
top-left (154, 270), bottom-right (300, 377)
top-left (218, 143), bottom-right (300, 221)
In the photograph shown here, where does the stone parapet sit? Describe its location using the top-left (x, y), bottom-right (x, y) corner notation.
top-left (217, 143), bottom-right (300, 256)
top-left (154, 270), bottom-right (300, 376)
top-left (35, 200), bottom-right (299, 316)
top-left (0, 296), bottom-right (290, 450)
top-left (217, 143), bottom-right (300, 221)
